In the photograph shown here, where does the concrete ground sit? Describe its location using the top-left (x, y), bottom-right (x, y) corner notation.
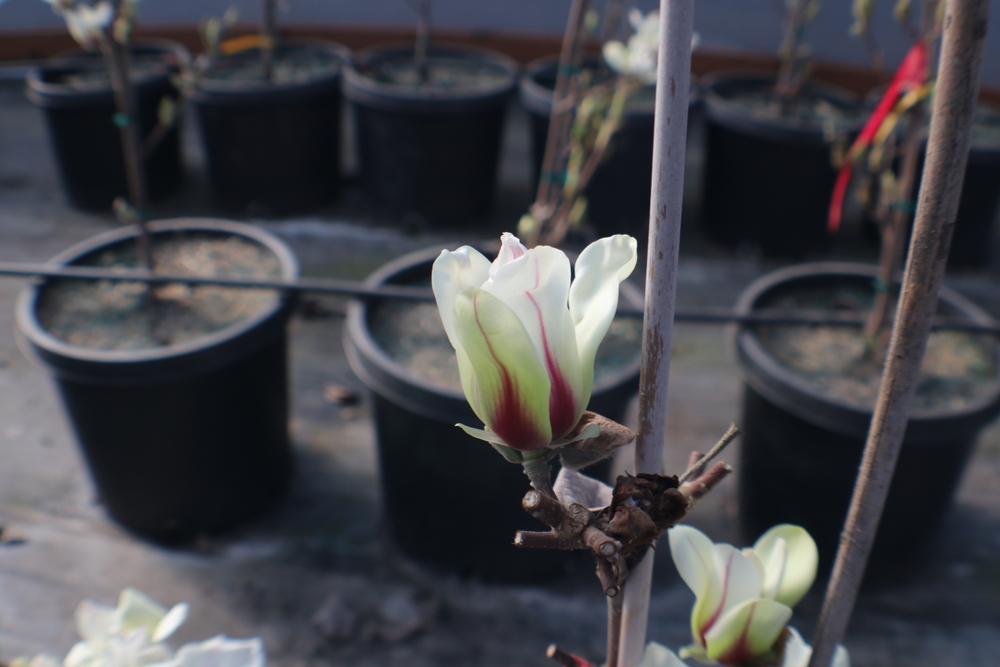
top-left (1, 75), bottom-right (1000, 666)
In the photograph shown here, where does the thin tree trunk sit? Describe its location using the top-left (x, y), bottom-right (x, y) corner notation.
top-left (616, 0), bottom-right (694, 665)
top-left (807, 1), bottom-right (990, 666)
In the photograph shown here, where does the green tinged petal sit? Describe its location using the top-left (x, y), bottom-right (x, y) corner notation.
top-left (752, 524), bottom-right (818, 607)
top-left (117, 587), bottom-right (167, 637)
top-left (569, 235), bottom-right (638, 399)
top-left (431, 246), bottom-right (491, 351)
top-left (453, 287), bottom-right (552, 450)
top-left (704, 598), bottom-right (792, 664)
top-left (636, 642), bottom-right (688, 667)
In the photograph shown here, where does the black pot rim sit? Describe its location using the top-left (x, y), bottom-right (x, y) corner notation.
top-left (732, 261), bottom-right (1000, 440)
top-left (342, 42), bottom-right (519, 114)
top-left (702, 70), bottom-right (864, 146)
top-left (25, 39), bottom-right (190, 108)
top-left (189, 38), bottom-right (351, 106)
top-left (519, 53), bottom-right (700, 118)
top-left (345, 244), bottom-right (644, 425)
top-left (16, 218), bottom-right (299, 385)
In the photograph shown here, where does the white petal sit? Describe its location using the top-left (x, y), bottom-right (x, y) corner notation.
top-left (489, 245), bottom-right (585, 438)
top-left (636, 642), bottom-right (688, 667)
top-left (152, 603), bottom-right (189, 642)
top-left (704, 598), bottom-right (792, 663)
top-left (75, 599), bottom-right (118, 640)
top-left (752, 524), bottom-right (818, 608)
top-left (780, 627), bottom-right (811, 667)
top-left (489, 232), bottom-right (527, 283)
top-left (569, 235), bottom-right (637, 399)
top-left (668, 525), bottom-right (716, 600)
top-left (431, 245), bottom-right (491, 352)
top-left (833, 645), bottom-right (851, 667)
top-left (603, 41), bottom-right (629, 74)
top-left (168, 637), bottom-right (265, 667)
top-left (63, 642), bottom-right (94, 667)
top-left (117, 588), bottom-right (167, 638)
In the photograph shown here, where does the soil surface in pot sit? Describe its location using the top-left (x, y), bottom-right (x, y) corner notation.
top-left (357, 54), bottom-right (511, 90)
top-left (753, 282), bottom-right (998, 411)
top-left (369, 299), bottom-right (641, 391)
top-left (52, 54), bottom-right (176, 87)
top-left (721, 88), bottom-right (864, 127)
top-left (199, 46), bottom-right (341, 86)
top-left (37, 233), bottom-right (281, 351)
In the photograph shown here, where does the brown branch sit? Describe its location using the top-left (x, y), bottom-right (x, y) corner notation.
top-left (678, 422), bottom-right (742, 483)
top-left (514, 530), bottom-right (579, 550)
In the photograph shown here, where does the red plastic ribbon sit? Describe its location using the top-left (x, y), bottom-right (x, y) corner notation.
top-left (827, 40), bottom-right (929, 233)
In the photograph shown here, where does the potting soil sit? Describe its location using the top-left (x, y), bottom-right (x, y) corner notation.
top-left (719, 88), bottom-right (865, 128)
top-left (53, 55), bottom-right (176, 87)
top-left (37, 233), bottom-right (282, 351)
top-left (369, 300), bottom-right (642, 391)
top-left (360, 55), bottom-right (512, 90)
top-left (199, 47), bottom-right (342, 86)
top-left (754, 283), bottom-right (998, 412)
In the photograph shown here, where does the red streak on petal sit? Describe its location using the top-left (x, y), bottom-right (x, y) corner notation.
top-left (526, 290), bottom-right (577, 439)
top-left (715, 605), bottom-right (757, 666)
top-left (699, 551), bottom-right (736, 642)
top-left (472, 291), bottom-right (548, 451)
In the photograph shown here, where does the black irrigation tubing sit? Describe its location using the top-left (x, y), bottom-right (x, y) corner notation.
top-left (2, 261), bottom-right (999, 335)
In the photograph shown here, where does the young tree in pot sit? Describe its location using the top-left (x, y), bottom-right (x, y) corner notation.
top-left (342, 0), bottom-right (518, 228)
top-left (735, 0), bottom-right (1000, 587)
top-left (187, 1), bottom-right (350, 216)
top-left (19, 3), bottom-right (301, 546)
top-left (699, 0), bottom-right (865, 258)
top-left (27, 0), bottom-right (186, 212)
top-left (834, 0), bottom-right (1000, 270)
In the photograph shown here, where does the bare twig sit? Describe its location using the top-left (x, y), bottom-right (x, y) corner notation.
top-left (808, 1), bottom-right (991, 665)
top-left (678, 422), bottom-right (741, 483)
top-left (100, 0), bottom-right (153, 271)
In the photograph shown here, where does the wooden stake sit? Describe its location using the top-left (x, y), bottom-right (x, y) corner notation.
top-left (807, 1), bottom-right (990, 665)
top-left (616, 1), bottom-right (693, 665)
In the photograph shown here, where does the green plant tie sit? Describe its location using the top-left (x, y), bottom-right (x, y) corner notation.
top-left (540, 170), bottom-right (565, 184)
top-left (872, 276), bottom-right (892, 293)
top-left (558, 63), bottom-right (582, 76)
top-left (889, 199), bottom-right (917, 214)
top-left (112, 112), bottom-right (134, 128)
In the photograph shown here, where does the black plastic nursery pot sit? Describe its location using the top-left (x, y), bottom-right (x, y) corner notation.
top-left (520, 56), bottom-right (700, 240)
top-left (25, 41), bottom-right (188, 212)
top-left (345, 246), bottom-right (643, 582)
top-left (733, 262), bottom-right (1000, 583)
top-left (190, 40), bottom-right (350, 216)
top-left (917, 104), bottom-right (1000, 268)
top-left (16, 218), bottom-right (299, 543)
top-left (701, 73), bottom-right (864, 259)
top-left (343, 44), bottom-right (519, 227)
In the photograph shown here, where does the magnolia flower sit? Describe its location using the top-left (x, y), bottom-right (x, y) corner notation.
top-left (668, 524), bottom-right (818, 665)
top-left (603, 10), bottom-right (700, 85)
top-left (42, 0), bottom-right (115, 48)
top-left (603, 9), bottom-right (660, 84)
top-left (149, 636), bottom-right (265, 667)
top-left (64, 588), bottom-right (188, 667)
top-left (432, 233), bottom-right (637, 454)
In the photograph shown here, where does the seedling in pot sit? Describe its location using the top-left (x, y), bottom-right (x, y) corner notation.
top-left (775, 0), bottom-right (821, 98)
top-left (401, 0), bottom-right (433, 83)
top-left (828, 0), bottom-right (942, 355)
top-left (41, 0), bottom-right (166, 271)
top-left (520, 5), bottom-right (685, 248)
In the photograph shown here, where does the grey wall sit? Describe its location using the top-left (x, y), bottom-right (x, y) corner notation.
top-left (2, 0), bottom-right (998, 84)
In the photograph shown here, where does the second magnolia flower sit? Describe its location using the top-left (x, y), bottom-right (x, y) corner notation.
top-left (431, 233), bottom-right (638, 452)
